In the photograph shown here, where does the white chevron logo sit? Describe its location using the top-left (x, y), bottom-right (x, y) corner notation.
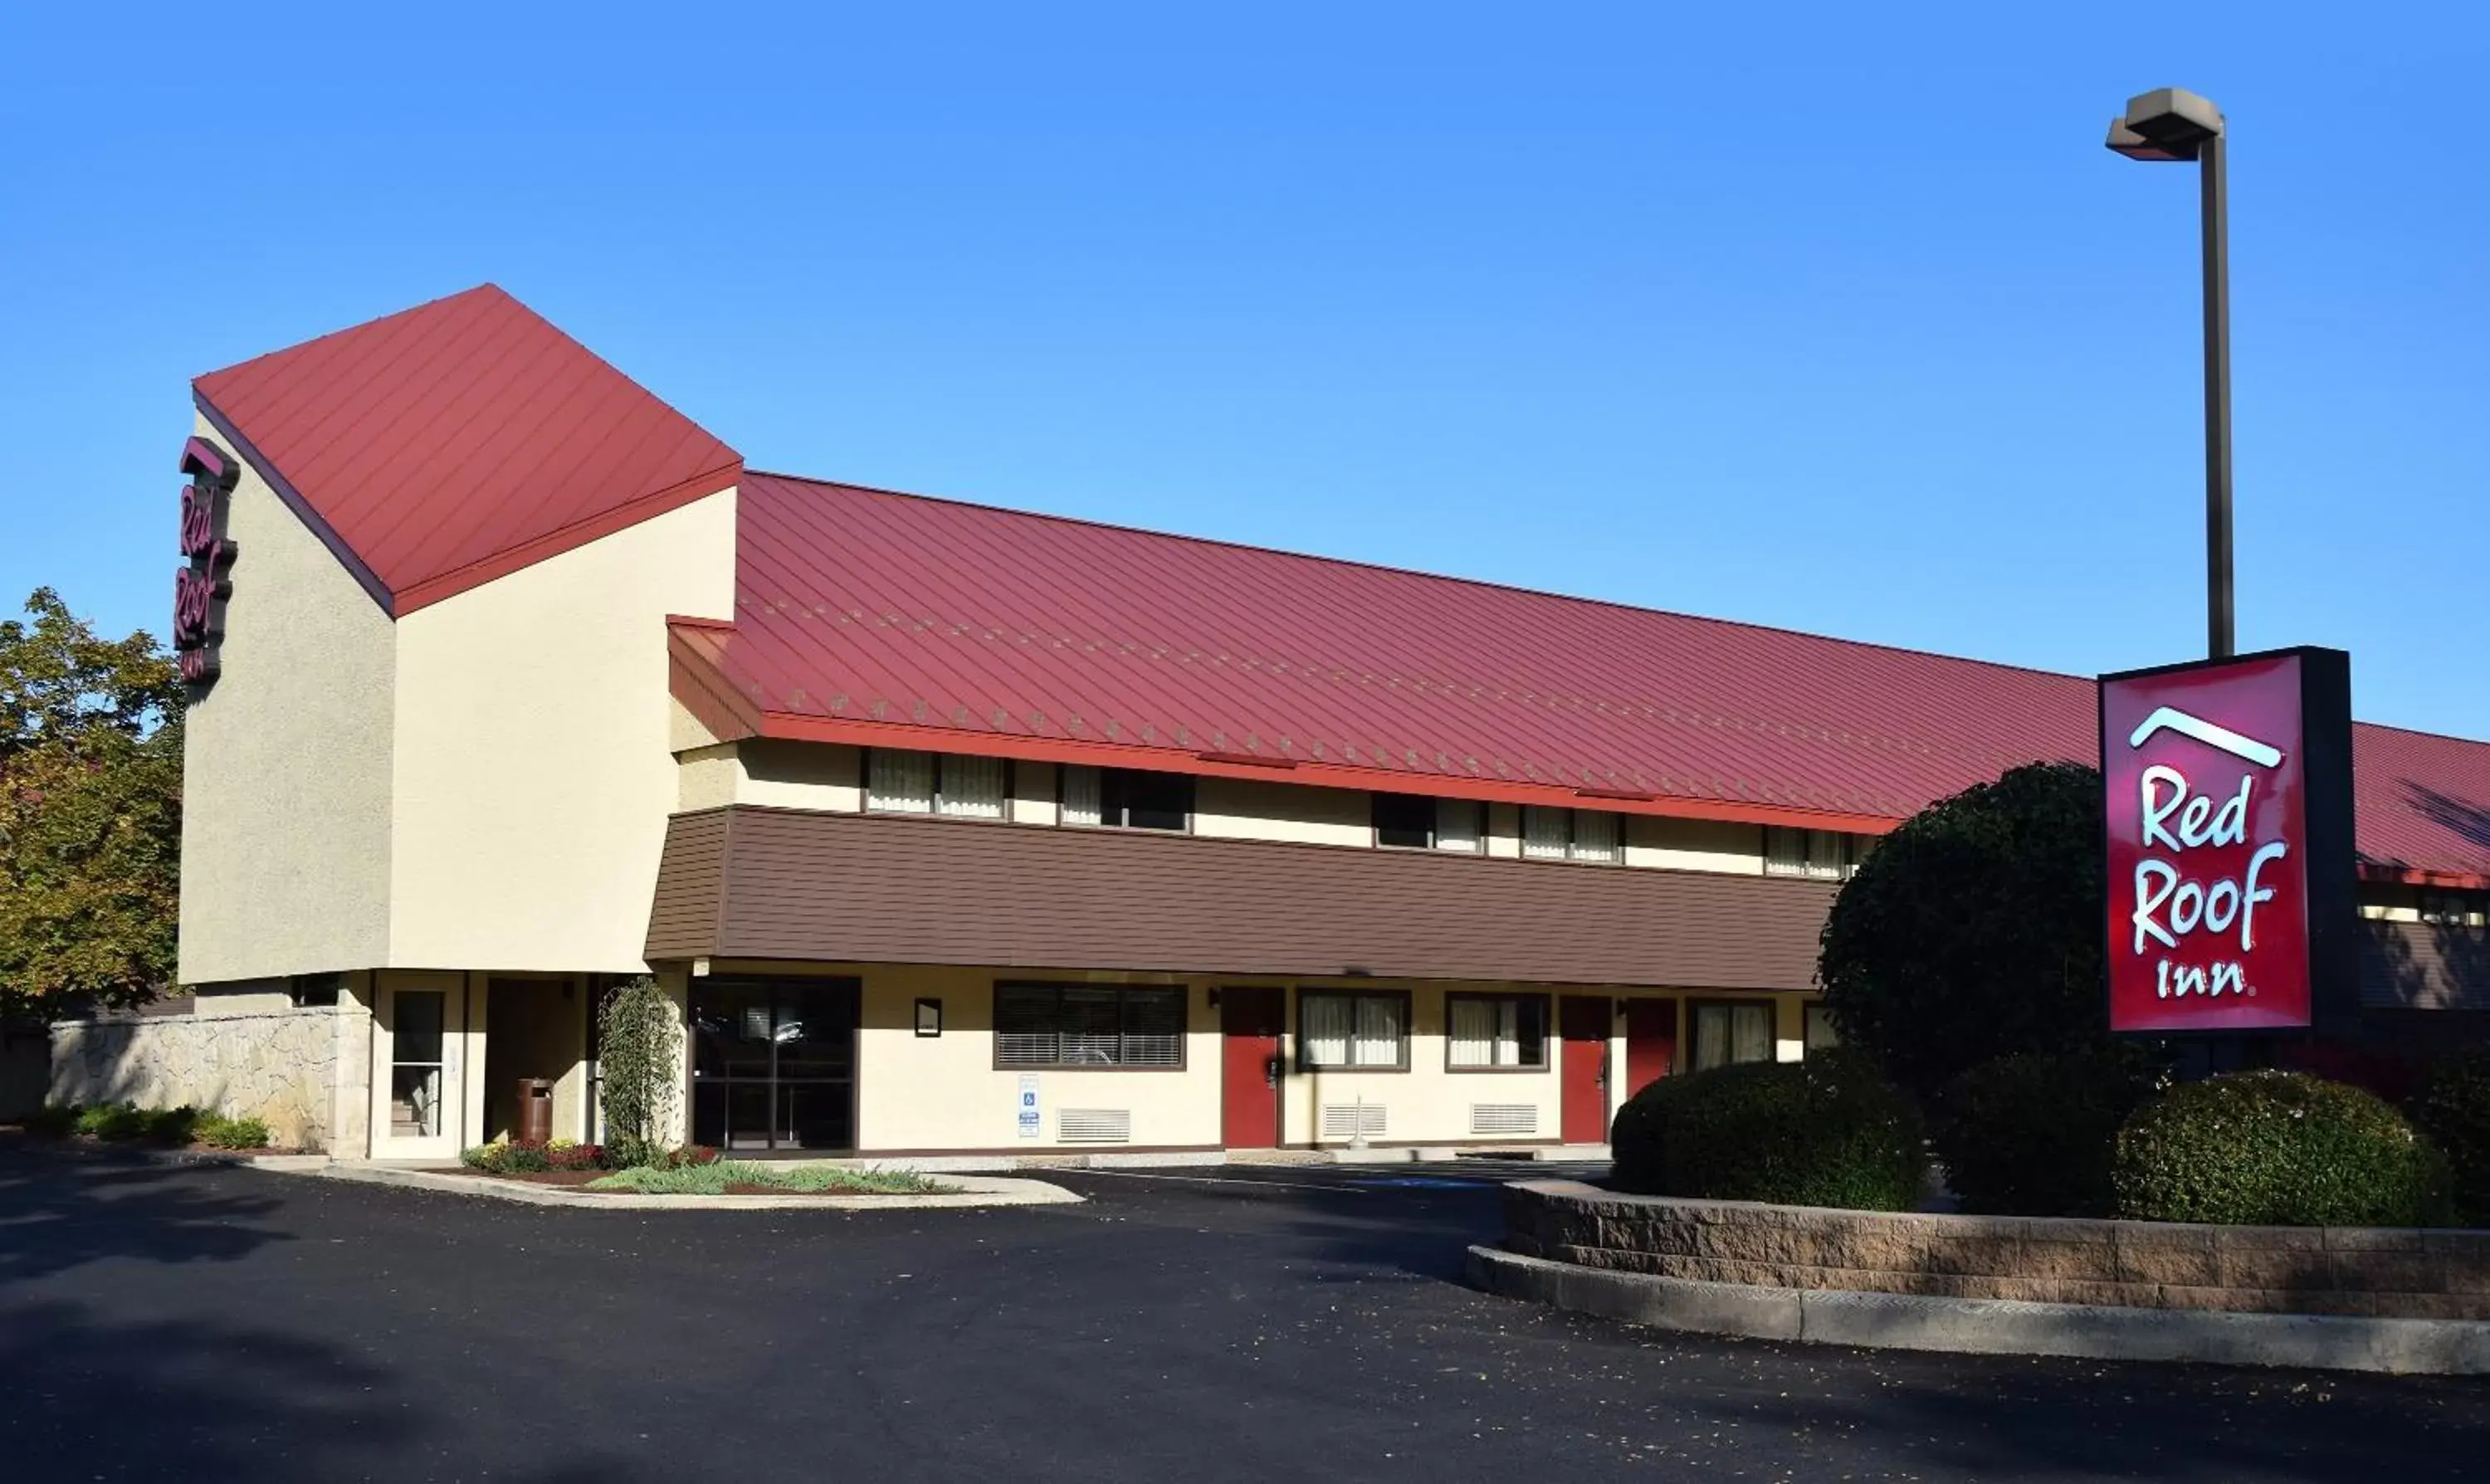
top-left (2127, 706), bottom-right (2283, 769)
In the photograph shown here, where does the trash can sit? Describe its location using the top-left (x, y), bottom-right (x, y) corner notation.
top-left (515, 1078), bottom-right (554, 1145)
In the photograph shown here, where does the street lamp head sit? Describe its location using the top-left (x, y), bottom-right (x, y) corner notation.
top-left (2106, 88), bottom-right (2224, 162)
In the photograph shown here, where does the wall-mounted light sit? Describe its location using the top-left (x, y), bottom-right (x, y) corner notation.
top-left (915, 998), bottom-right (943, 1037)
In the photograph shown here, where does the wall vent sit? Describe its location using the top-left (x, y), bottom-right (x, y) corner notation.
top-left (1057, 1109), bottom-right (1132, 1145)
top-left (1469, 1104), bottom-right (1539, 1138)
top-left (1321, 1103), bottom-right (1389, 1140)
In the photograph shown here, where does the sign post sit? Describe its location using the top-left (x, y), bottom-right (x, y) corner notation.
top-left (2098, 647), bottom-right (2358, 1060)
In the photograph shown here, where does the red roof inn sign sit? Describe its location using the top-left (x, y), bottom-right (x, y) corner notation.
top-left (2099, 648), bottom-right (2358, 1035)
top-left (173, 437), bottom-right (239, 691)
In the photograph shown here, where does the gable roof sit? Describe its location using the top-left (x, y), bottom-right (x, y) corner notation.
top-left (676, 473), bottom-right (2490, 884)
top-left (193, 285), bottom-right (741, 615)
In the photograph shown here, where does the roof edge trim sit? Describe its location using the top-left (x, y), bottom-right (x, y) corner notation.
top-left (2360, 864), bottom-right (2490, 892)
top-left (743, 708), bottom-right (1902, 834)
top-left (394, 459), bottom-right (743, 616)
top-left (193, 388), bottom-right (397, 618)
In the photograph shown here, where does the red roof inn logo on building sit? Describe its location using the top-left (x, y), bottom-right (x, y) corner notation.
top-left (173, 436), bottom-right (239, 691)
top-left (2098, 648), bottom-right (2357, 1035)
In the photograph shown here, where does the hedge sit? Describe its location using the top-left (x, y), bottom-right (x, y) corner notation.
top-left (1610, 1049), bottom-right (1925, 1212)
top-left (2411, 1047), bottom-right (2490, 1226)
top-left (1931, 1047), bottom-right (2167, 1218)
top-left (2113, 1070), bottom-right (2448, 1227)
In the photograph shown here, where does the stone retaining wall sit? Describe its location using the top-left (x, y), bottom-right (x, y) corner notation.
top-left (50, 1008), bottom-right (351, 1151)
top-left (1505, 1180), bottom-right (2490, 1321)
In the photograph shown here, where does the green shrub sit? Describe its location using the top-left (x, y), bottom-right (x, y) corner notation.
top-left (1817, 762), bottom-right (2110, 1106)
top-left (2114, 1071), bottom-right (2449, 1227)
top-left (1931, 1047), bottom-right (2169, 1217)
top-left (139, 1106), bottom-right (200, 1145)
top-left (458, 1139), bottom-right (616, 1174)
top-left (76, 1102), bottom-right (148, 1140)
top-left (1609, 1049), bottom-right (1926, 1211)
top-left (597, 977), bottom-right (683, 1169)
top-left (195, 1115), bottom-right (271, 1150)
top-left (22, 1104), bottom-right (81, 1137)
top-left (2410, 1047), bottom-right (2490, 1225)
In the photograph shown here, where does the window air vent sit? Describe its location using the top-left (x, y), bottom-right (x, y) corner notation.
top-left (1321, 1104), bottom-right (1388, 1139)
top-left (1470, 1104), bottom-right (1539, 1138)
top-left (1058, 1109), bottom-right (1132, 1145)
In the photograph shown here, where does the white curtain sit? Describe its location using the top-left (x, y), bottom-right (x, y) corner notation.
top-left (1449, 998), bottom-right (1522, 1067)
top-left (1449, 998), bottom-right (1495, 1067)
top-left (1764, 826), bottom-right (1808, 877)
top-left (1806, 829), bottom-right (1848, 880)
top-left (1522, 805), bottom-right (1570, 860)
top-left (1435, 798), bottom-right (1482, 852)
top-left (1731, 1002), bottom-right (1774, 1062)
top-left (1353, 996), bottom-right (1403, 1067)
top-left (868, 749), bottom-right (935, 813)
top-left (938, 754), bottom-right (1008, 818)
top-left (1301, 994), bottom-right (1351, 1067)
top-left (1570, 810), bottom-right (1619, 863)
top-left (1060, 764), bottom-right (1103, 826)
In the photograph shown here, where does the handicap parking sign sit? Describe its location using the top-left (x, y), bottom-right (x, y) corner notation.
top-left (1017, 1074), bottom-right (1041, 1138)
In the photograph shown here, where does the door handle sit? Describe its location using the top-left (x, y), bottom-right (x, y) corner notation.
top-left (1264, 1055), bottom-right (1282, 1089)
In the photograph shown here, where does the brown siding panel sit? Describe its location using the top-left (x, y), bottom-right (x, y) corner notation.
top-left (655, 805), bottom-right (1836, 989)
top-left (644, 808), bottom-right (731, 960)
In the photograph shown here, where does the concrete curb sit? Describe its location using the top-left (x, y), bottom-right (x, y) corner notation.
top-left (309, 1162), bottom-right (1082, 1212)
top-left (1465, 1244), bottom-right (2490, 1375)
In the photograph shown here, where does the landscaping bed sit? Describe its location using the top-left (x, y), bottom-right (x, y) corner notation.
top-left (5, 1106), bottom-right (290, 1157)
top-left (449, 1148), bottom-right (954, 1198)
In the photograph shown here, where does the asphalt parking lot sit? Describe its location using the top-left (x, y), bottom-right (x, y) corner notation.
top-left (4, 1142), bottom-right (2487, 1483)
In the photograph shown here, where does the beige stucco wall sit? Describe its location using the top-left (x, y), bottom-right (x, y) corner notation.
top-left (389, 489), bottom-right (736, 971)
top-left (1628, 817), bottom-right (1766, 874)
top-left (701, 961), bottom-right (1818, 1154)
top-left (178, 416), bottom-right (397, 985)
top-left (853, 966), bottom-right (1222, 1151)
top-left (1192, 777), bottom-right (1373, 847)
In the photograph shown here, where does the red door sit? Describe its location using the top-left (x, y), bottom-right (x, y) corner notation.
top-left (1623, 998), bottom-right (1677, 1101)
top-left (1559, 996), bottom-right (1613, 1144)
top-left (1220, 988), bottom-right (1285, 1148)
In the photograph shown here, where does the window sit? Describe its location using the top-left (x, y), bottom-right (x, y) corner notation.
top-left (1803, 1003), bottom-right (1840, 1052)
top-left (1372, 794), bottom-right (1486, 852)
top-left (288, 973), bottom-right (343, 1008)
top-left (1521, 806), bottom-right (1621, 864)
top-left (1059, 765), bottom-right (1192, 832)
top-left (1297, 990), bottom-right (1409, 1070)
top-left (868, 749), bottom-right (1010, 819)
top-left (690, 977), bottom-right (862, 1150)
top-left (1690, 1000), bottom-right (1775, 1071)
top-left (994, 984), bottom-right (1186, 1068)
top-left (1447, 993), bottom-right (1550, 1069)
top-left (2419, 892), bottom-right (2479, 928)
top-left (1765, 827), bottom-right (1858, 881)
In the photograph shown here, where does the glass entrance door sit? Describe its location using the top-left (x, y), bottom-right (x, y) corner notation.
top-left (374, 974), bottom-right (465, 1159)
top-left (690, 978), bottom-right (860, 1151)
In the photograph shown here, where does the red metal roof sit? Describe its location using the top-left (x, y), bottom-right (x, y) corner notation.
top-left (193, 285), bottom-right (741, 615)
top-left (676, 473), bottom-right (2490, 881)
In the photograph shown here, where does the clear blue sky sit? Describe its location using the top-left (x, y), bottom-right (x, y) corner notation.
top-left (3, 4), bottom-right (2482, 740)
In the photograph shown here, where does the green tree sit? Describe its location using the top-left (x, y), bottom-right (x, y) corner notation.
top-left (1817, 761), bottom-right (2107, 1106)
top-left (596, 977), bottom-right (683, 1167)
top-left (0, 588), bottom-right (184, 1020)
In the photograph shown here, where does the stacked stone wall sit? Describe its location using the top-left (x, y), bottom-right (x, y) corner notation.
top-left (1506, 1180), bottom-right (2490, 1321)
top-left (50, 1008), bottom-right (347, 1151)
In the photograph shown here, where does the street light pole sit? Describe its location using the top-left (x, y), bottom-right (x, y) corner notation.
top-left (2199, 129), bottom-right (2233, 660)
top-left (2107, 88), bottom-right (2233, 660)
